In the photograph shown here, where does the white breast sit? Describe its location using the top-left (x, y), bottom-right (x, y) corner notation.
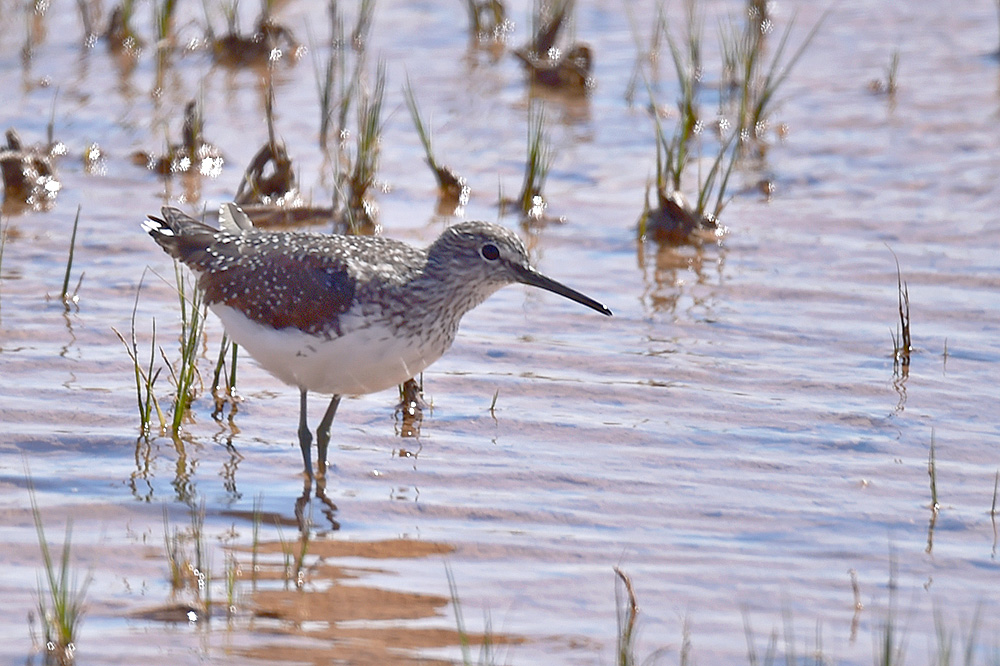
top-left (212, 304), bottom-right (450, 396)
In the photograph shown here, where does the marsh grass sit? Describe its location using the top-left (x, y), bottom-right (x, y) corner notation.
top-left (874, 49), bottom-right (900, 97)
top-left (659, 0), bottom-right (702, 192)
top-left (162, 500), bottom-right (217, 616)
top-left (59, 206), bottom-right (83, 308)
top-left (112, 272), bottom-right (165, 435)
top-left (518, 102), bottom-right (553, 219)
top-left (623, 1), bottom-right (665, 106)
top-left (162, 261), bottom-right (208, 435)
top-left (217, 0), bottom-right (242, 36)
top-left (613, 567), bottom-right (669, 666)
top-left (313, 0), bottom-right (375, 148)
top-left (310, 8), bottom-right (341, 152)
top-left (153, 0), bottom-right (177, 45)
top-left (742, 609), bottom-right (832, 666)
top-left (723, 8), bottom-right (827, 149)
top-left (350, 0), bottom-right (377, 51)
top-left (404, 78), bottom-right (469, 204)
top-left (273, 518), bottom-right (311, 589)
top-left (873, 554), bottom-right (908, 666)
top-left (446, 565), bottom-right (500, 666)
top-left (933, 605), bottom-right (985, 666)
top-left (311, 0), bottom-right (383, 232)
top-left (741, 611), bottom-right (778, 666)
top-left (343, 58), bottom-right (386, 232)
top-left (928, 431), bottom-right (940, 511)
top-left (488, 388), bottom-right (499, 416)
top-left (991, 471), bottom-right (999, 521)
top-left (638, 3), bottom-right (824, 241)
top-left (610, 561), bottom-right (999, 665)
top-left (637, 1), bottom-right (741, 241)
top-left (875, 609), bottom-right (908, 666)
top-left (403, 75), bottom-right (438, 163)
top-left (152, 0), bottom-right (178, 83)
top-left (890, 251), bottom-right (912, 370)
top-left (224, 551), bottom-right (241, 616)
top-left (105, 0), bottom-right (142, 54)
top-left (162, 506), bottom-right (190, 592)
top-left (926, 431), bottom-right (941, 553)
top-left (210, 332), bottom-right (239, 419)
top-left (28, 472), bottom-right (90, 666)
top-left (614, 567), bottom-right (639, 666)
top-left (274, 520), bottom-right (293, 588)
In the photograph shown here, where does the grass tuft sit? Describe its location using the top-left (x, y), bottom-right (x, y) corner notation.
top-left (728, 8), bottom-right (828, 149)
top-left (162, 261), bottom-right (208, 435)
top-left (153, 0), bottom-right (177, 44)
top-left (519, 102), bottom-right (553, 220)
top-left (311, 3), bottom-right (344, 152)
top-left (890, 250), bottom-right (912, 370)
top-left (344, 58), bottom-right (386, 232)
top-left (613, 566), bottom-right (669, 665)
top-left (163, 506), bottom-right (189, 592)
top-left (928, 430), bottom-right (939, 511)
top-left (488, 388), bottom-right (499, 416)
top-left (163, 500), bottom-right (214, 614)
top-left (874, 552), bottom-right (907, 666)
top-left (614, 566), bottom-right (639, 666)
top-left (882, 49), bottom-right (900, 97)
top-left (60, 206), bottom-right (83, 308)
top-left (638, 4), bottom-right (824, 243)
top-left (446, 564), bottom-right (500, 666)
top-left (28, 469), bottom-right (90, 666)
top-left (210, 332), bottom-right (239, 420)
top-left (992, 471), bottom-right (999, 520)
top-left (112, 270), bottom-right (165, 435)
top-left (404, 77), bottom-right (470, 207)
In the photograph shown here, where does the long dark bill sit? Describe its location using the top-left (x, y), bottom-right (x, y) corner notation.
top-left (514, 265), bottom-right (612, 316)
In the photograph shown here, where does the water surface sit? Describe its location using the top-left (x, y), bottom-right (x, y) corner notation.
top-left (1, 0), bottom-right (999, 663)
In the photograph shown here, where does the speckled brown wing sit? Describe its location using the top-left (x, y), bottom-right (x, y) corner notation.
top-left (197, 245), bottom-right (356, 336)
top-left (146, 208), bottom-right (356, 336)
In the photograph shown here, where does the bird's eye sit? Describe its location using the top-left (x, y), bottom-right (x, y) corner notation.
top-left (480, 243), bottom-right (500, 261)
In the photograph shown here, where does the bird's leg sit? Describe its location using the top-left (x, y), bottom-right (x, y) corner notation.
top-left (298, 389), bottom-right (314, 479)
top-left (315, 395), bottom-right (342, 479)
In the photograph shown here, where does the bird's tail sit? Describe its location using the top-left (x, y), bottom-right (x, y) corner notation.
top-left (142, 207), bottom-right (218, 264)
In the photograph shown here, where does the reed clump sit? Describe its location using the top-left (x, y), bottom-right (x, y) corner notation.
top-left (637, 1), bottom-right (825, 245)
top-left (28, 473), bottom-right (91, 666)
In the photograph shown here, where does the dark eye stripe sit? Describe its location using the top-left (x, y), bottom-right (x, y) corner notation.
top-left (481, 243), bottom-right (500, 260)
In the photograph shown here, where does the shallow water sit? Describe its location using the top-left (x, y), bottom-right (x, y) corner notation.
top-left (2, 0), bottom-right (999, 663)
